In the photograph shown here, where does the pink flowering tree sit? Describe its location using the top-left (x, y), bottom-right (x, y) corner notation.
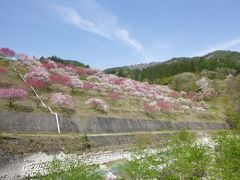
top-left (108, 90), bottom-right (122, 101)
top-left (50, 92), bottom-right (74, 107)
top-left (25, 67), bottom-right (50, 82)
top-left (25, 67), bottom-right (50, 88)
top-left (56, 63), bottom-right (65, 68)
top-left (157, 100), bottom-right (172, 111)
top-left (0, 87), bottom-right (27, 108)
top-left (85, 68), bottom-right (97, 76)
top-left (26, 78), bottom-right (46, 89)
top-left (143, 102), bottom-right (157, 114)
top-left (18, 55), bottom-right (42, 68)
top-left (0, 48), bottom-right (15, 58)
top-left (85, 97), bottom-right (109, 113)
top-left (170, 91), bottom-right (181, 98)
top-left (82, 81), bottom-right (94, 91)
top-left (50, 74), bottom-right (71, 86)
top-left (42, 60), bottom-right (57, 70)
top-left (0, 67), bottom-right (7, 75)
top-left (76, 67), bottom-right (88, 76)
top-left (66, 76), bottom-right (83, 91)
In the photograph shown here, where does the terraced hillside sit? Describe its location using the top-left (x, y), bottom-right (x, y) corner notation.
top-left (0, 48), bottom-right (226, 122)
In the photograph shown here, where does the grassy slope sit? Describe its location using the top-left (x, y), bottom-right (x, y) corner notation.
top-left (0, 59), bottom-right (226, 122)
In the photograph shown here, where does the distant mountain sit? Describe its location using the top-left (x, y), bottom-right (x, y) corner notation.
top-left (127, 61), bottom-right (162, 70)
top-left (104, 50), bottom-right (240, 82)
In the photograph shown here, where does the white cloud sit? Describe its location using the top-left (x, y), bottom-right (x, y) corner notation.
top-left (52, 1), bottom-right (144, 53)
top-left (196, 38), bottom-right (240, 56)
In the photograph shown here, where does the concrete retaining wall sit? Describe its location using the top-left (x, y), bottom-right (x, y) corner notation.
top-left (0, 112), bottom-right (229, 134)
top-left (76, 117), bottom-right (229, 134)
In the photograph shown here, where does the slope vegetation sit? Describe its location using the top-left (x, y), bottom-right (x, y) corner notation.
top-left (0, 48), bottom-right (225, 122)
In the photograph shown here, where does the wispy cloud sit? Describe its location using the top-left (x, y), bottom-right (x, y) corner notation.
top-left (51, 0), bottom-right (144, 53)
top-left (196, 38), bottom-right (240, 56)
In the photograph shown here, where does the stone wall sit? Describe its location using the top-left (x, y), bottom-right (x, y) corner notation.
top-left (0, 111), bottom-right (229, 134)
top-left (76, 117), bottom-right (229, 134)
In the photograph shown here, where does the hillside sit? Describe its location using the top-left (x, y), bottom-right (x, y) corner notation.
top-left (0, 48), bottom-right (226, 122)
top-left (1, 48), bottom-right (239, 180)
top-left (104, 50), bottom-right (240, 83)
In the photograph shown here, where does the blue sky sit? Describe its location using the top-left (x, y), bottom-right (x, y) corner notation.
top-left (1, 0), bottom-right (240, 69)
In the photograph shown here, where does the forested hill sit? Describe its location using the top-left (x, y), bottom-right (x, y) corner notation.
top-left (40, 55), bottom-right (89, 68)
top-left (104, 50), bottom-right (240, 84)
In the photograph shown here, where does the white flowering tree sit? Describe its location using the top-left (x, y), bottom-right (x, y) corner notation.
top-left (50, 92), bottom-right (74, 107)
top-left (85, 98), bottom-right (109, 113)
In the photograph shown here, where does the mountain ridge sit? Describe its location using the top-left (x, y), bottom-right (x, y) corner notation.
top-left (104, 50), bottom-right (240, 83)
top-left (105, 50), bottom-right (239, 71)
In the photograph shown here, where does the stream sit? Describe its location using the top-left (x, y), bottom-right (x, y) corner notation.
top-left (0, 133), bottom-right (213, 180)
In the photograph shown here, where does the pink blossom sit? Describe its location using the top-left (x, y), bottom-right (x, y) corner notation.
top-left (202, 88), bottom-right (217, 98)
top-left (0, 48), bottom-right (15, 57)
top-left (0, 67), bottom-right (7, 74)
top-left (85, 97), bottom-right (109, 112)
top-left (19, 55), bottom-right (42, 68)
top-left (26, 78), bottom-right (47, 89)
top-left (85, 68), bottom-right (97, 76)
top-left (187, 92), bottom-right (199, 101)
top-left (56, 63), bottom-right (65, 68)
top-left (82, 81), bottom-right (94, 91)
top-left (67, 76), bottom-right (83, 89)
top-left (171, 91), bottom-right (181, 98)
top-left (25, 67), bottom-right (50, 82)
top-left (65, 64), bottom-right (78, 76)
top-left (0, 87), bottom-right (27, 108)
top-left (50, 93), bottom-right (74, 107)
top-left (50, 74), bottom-right (71, 86)
top-left (76, 67), bottom-right (88, 76)
top-left (108, 90), bottom-right (122, 101)
top-left (157, 100), bottom-right (172, 111)
top-left (144, 102), bottom-right (157, 114)
top-left (17, 53), bottom-right (29, 61)
top-left (42, 60), bottom-right (57, 70)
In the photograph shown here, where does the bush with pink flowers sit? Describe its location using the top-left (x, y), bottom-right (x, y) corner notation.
top-left (50, 92), bottom-right (74, 107)
top-left (26, 78), bottom-right (47, 89)
top-left (0, 67), bottom-right (7, 75)
top-left (108, 90), bottom-right (122, 101)
top-left (0, 87), bottom-right (27, 108)
top-left (50, 74), bottom-right (71, 86)
top-left (82, 81), bottom-right (95, 91)
top-left (85, 98), bottom-right (109, 113)
top-left (25, 67), bottom-right (50, 83)
top-left (0, 48), bottom-right (15, 58)
top-left (144, 101), bottom-right (157, 114)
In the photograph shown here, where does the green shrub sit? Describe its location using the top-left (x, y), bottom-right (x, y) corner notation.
top-left (0, 59), bottom-right (10, 67)
top-left (80, 134), bottom-right (91, 149)
top-left (38, 158), bottom-right (104, 180)
top-left (216, 67), bottom-right (236, 79)
top-left (225, 75), bottom-right (240, 129)
top-left (211, 134), bottom-right (240, 179)
top-left (201, 69), bottom-right (216, 79)
top-left (154, 76), bottom-right (174, 85)
top-left (164, 144), bottom-right (209, 179)
top-left (170, 72), bottom-right (199, 92)
top-left (225, 108), bottom-right (240, 130)
top-left (121, 130), bottom-right (209, 179)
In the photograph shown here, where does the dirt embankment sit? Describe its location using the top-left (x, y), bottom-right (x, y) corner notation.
top-left (0, 134), bottom-right (91, 157)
